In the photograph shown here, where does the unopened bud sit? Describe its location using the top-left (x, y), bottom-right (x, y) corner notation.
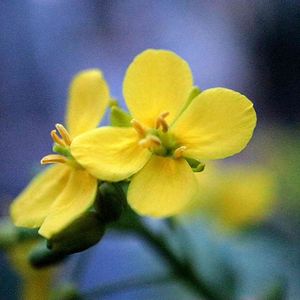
top-left (185, 158), bottom-right (205, 172)
top-left (47, 211), bottom-right (105, 255)
top-left (29, 241), bottom-right (67, 269)
top-left (0, 218), bottom-right (39, 250)
top-left (179, 86), bottom-right (202, 115)
top-left (110, 106), bottom-right (132, 127)
top-left (0, 218), bottom-right (18, 249)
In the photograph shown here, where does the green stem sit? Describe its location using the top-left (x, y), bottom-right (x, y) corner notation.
top-left (111, 184), bottom-right (221, 299)
top-left (135, 219), bottom-right (221, 300)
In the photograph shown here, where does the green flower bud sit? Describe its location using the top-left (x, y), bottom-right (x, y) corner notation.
top-left (0, 218), bottom-right (39, 250)
top-left (187, 85), bottom-right (201, 102)
top-left (29, 241), bottom-right (67, 269)
top-left (178, 86), bottom-right (202, 116)
top-left (0, 218), bottom-right (18, 250)
top-left (47, 211), bottom-right (105, 255)
top-left (110, 106), bottom-right (132, 127)
top-left (185, 158), bottom-right (205, 172)
top-left (95, 182), bottom-right (127, 224)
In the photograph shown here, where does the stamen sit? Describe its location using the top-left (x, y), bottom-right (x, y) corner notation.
top-left (131, 119), bottom-right (146, 136)
top-left (156, 112), bottom-right (170, 132)
top-left (173, 146), bottom-right (187, 159)
top-left (41, 154), bottom-right (68, 165)
top-left (160, 112), bottom-right (170, 119)
top-left (139, 135), bottom-right (161, 149)
top-left (51, 130), bottom-right (66, 147)
top-left (55, 123), bottom-right (72, 146)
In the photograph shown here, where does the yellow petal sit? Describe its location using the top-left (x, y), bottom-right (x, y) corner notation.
top-left (71, 127), bottom-right (152, 181)
top-left (128, 156), bottom-right (198, 217)
top-left (10, 165), bottom-right (71, 228)
top-left (172, 88), bottom-right (257, 160)
top-left (66, 69), bottom-right (110, 138)
top-left (38, 169), bottom-right (97, 239)
top-left (215, 167), bottom-right (276, 228)
top-left (123, 49), bottom-right (193, 127)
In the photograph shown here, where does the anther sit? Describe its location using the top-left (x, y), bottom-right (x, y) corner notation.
top-left (139, 135), bottom-right (161, 149)
top-left (41, 154), bottom-right (68, 165)
top-left (173, 146), bottom-right (187, 159)
top-left (55, 124), bottom-right (72, 146)
top-left (51, 130), bottom-right (66, 147)
top-left (131, 119), bottom-right (146, 136)
top-left (156, 112), bottom-right (170, 132)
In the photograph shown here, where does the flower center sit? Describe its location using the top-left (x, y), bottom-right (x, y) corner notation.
top-left (131, 112), bottom-right (186, 158)
top-left (40, 124), bottom-right (81, 169)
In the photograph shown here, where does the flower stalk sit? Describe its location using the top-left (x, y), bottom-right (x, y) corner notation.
top-left (134, 218), bottom-right (221, 300)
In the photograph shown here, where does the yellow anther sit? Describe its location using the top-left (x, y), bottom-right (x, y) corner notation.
top-left (131, 119), bottom-right (147, 136)
top-left (40, 154), bottom-right (68, 165)
top-left (55, 123), bottom-right (72, 146)
top-left (139, 135), bottom-right (161, 149)
top-left (50, 130), bottom-right (66, 147)
top-left (156, 112), bottom-right (170, 132)
top-left (173, 146), bottom-right (187, 159)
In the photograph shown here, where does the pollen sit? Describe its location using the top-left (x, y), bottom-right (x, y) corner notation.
top-left (41, 154), bottom-right (68, 165)
top-left (55, 123), bottom-right (72, 146)
top-left (156, 112), bottom-right (169, 132)
top-left (173, 146), bottom-right (187, 159)
top-left (131, 119), bottom-right (147, 136)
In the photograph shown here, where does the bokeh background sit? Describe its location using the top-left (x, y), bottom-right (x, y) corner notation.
top-left (1, 1), bottom-right (299, 299)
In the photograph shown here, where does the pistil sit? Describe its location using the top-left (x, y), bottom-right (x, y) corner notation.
top-left (139, 135), bottom-right (161, 149)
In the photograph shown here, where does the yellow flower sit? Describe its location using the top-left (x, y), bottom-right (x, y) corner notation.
top-left (186, 164), bottom-right (277, 230)
top-left (71, 49), bottom-right (257, 218)
top-left (8, 240), bottom-right (56, 300)
top-left (10, 70), bottom-right (110, 239)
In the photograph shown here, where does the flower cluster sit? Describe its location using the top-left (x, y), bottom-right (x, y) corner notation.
top-left (10, 49), bottom-right (257, 245)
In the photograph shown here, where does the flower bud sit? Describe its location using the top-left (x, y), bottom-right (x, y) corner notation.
top-left (95, 182), bottom-right (127, 224)
top-left (110, 106), bottom-right (132, 127)
top-left (29, 241), bottom-right (67, 269)
top-left (47, 211), bottom-right (105, 255)
top-left (185, 158), bottom-right (205, 172)
top-left (0, 218), bottom-right (18, 249)
top-left (179, 86), bottom-right (202, 114)
top-left (0, 218), bottom-right (39, 250)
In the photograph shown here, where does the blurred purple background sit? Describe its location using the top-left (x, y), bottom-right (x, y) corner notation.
top-left (0, 1), bottom-right (299, 299)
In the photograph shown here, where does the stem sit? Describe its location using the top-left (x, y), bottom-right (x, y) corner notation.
top-left (135, 220), bottom-right (221, 300)
top-left (110, 184), bottom-right (221, 299)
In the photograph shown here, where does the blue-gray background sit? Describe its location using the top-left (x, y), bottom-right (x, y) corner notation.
top-left (0, 1), bottom-right (299, 299)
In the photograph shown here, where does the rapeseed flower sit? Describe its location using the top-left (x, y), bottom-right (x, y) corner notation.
top-left (184, 164), bottom-right (276, 230)
top-left (10, 70), bottom-right (110, 238)
top-left (71, 49), bottom-right (257, 218)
